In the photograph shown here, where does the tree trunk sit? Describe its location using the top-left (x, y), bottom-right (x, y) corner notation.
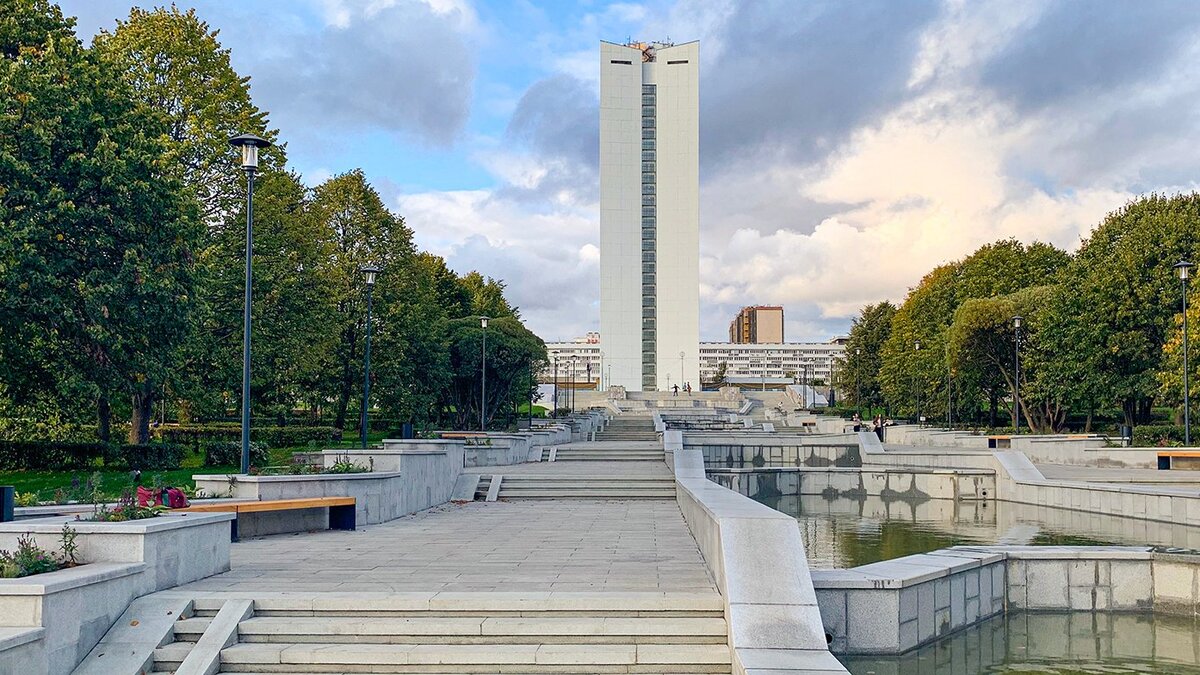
top-left (129, 385), bottom-right (154, 444)
top-left (97, 396), bottom-right (111, 443)
top-left (989, 392), bottom-right (998, 428)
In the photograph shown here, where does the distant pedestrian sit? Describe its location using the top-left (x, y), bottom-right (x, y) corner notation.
top-left (685, 382), bottom-right (692, 396)
top-left (873, 415), bottom-right (884, 441)
top-left (672, 384), bottom-right (679, 396)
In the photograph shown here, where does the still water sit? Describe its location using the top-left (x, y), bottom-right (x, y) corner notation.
top-left (842, 611), bottom-right (1200, 674)
top-left (752, 493), bottom-right (1200, 569)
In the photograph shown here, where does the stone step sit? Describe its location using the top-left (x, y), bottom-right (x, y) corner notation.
top-left (217, 642), bottom-right (733, 672)
top-left (152, 642), bottom-right (192, 670)
top-left (235, 616), bottom-right (727, 644)
top-left (172, 616), bottom-right (212, 641)
top-left (498, 490), bottom-right (677, 499)
top-left (228, 592), bottom-right (726, 617)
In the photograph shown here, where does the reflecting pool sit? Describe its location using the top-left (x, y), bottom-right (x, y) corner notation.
top-left (753, 493), bottom-right (1200, 568)
top-left (842, 611), bottom-right (1200, 674)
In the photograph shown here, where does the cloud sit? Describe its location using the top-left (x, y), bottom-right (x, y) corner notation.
top-left (248, 1), bottom-right (476, 147)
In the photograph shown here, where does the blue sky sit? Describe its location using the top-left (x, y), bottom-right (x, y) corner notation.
top-left (58, 0), bottom-right (1200, 343)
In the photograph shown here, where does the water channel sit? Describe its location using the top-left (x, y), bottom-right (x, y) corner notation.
top-left (747, 492), bottom-right (1200, 569)
top-left (842, 611), bottom-right (1200, 674)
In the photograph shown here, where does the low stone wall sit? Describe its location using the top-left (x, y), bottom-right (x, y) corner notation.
top-left (858, 432), bottom-right (1200, 527)
top-left (813, 544), bottom-right (1200, 656)
top-left (884, 425), bottom-right (1157, 468)
top-left (0, 562), bottom-right (146, 674)
top-left (0, 513), bottom-right (232, 592)
top-left (668, 431), bottom-right (849, 674)
top-left (684, 431), bottom-right (861, 468)
top-left (707, 467), bottom-right (995, 502)
top-left (193, 472), bottom-right (406, 530)
top-left (813, 549), bottom-right (1006, 654)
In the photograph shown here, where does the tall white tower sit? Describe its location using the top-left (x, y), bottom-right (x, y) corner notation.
top-left (599, 40), bottom-right (700, 392)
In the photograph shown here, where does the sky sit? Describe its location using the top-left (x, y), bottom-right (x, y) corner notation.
top-left (58, 0), bottom-right (1200, 343)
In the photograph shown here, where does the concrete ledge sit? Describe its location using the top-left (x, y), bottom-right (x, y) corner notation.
top-left (0, 561), bottom-right (145, 596)
top-left (667, 431), bottom-right (848, 674)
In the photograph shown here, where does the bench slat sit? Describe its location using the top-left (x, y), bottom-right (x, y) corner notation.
top-left (178, 496), bottom-right (355, 514)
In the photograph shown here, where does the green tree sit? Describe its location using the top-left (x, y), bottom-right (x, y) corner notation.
top-left (0, 0), bottom-right (202, 442)
top-left (1043, 194), bottom-right (1200, 426)
top-left (311, 169), bottom-right (416, 431)
top-left (460, 271), bottom-right (518, 319)
top-left (444, 316), bottom-right (547, 430)
top-left (837, 302), bottom-right (896, 413)
top-left (92, 5), bottom-right (282, 224)
top-left (417, 252), bottom-right (471, 318)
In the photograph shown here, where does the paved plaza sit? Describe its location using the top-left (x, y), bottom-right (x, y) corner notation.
top-left (179, 498), bottom-right (717, 595)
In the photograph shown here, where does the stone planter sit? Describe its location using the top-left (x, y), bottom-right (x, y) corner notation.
top-left (193, 471), bottom-right (406, 528)
top-left (0, 512), bottom-right (232, 593)
top-left (0, 562), bottom-right (147, 674)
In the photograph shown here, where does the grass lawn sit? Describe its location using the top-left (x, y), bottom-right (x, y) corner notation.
top-left (0, 466), bottom-right (239, 503)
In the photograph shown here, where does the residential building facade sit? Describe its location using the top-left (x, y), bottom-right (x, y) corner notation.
top-left (728, 305), bottom-right (785, 343)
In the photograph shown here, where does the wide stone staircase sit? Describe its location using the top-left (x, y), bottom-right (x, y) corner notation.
top-left (150, 593), bottom-right (732, 673)
top-left (594, 416), bottom-right (659, 442)
top-left (473, 473), bottom-right (676, 500)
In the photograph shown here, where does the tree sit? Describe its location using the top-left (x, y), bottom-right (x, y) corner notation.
top-left (1042, 194), bottom-right (1200, 426)
top-left (417, 252), bottom-right (471, 318)
top-left (92, 5), bottom-right (282, 225)
top-left (444, 317), bottom-right (547, 430)
top-left (0, 0), bottom-right (202, 443)
top-left (837, 302), bottom-right (896, 412)
top-left (311, 170), bottom-right (416, 431)
top-left (460, 271), bottom-right (518, 319)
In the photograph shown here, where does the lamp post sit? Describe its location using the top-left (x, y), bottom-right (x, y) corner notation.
top-left (570, 356), bottom-right (579, 412)
top-left (680, 350), bottom-right (686, 391)
top-left (599, 351), bottom-right (605, 390)
top-left (528, 358), bottom-right (534, 429)
top-left (228, 133), bottom-right (272, 475)
top-left (553, 356), bottom-right (559, 417)
top-left (854, 348), bottom-right (862, 419)
top-left (1177, 260), bottom-right (1194, 445)
top-left (1012, 316), bottom-right (1022, 434)
top-left (359, 265), bottom-right (380, 449)
top-left (913, 340), bottom-right (921, 426)
top-left (480, 316), bottom-right (489, 431)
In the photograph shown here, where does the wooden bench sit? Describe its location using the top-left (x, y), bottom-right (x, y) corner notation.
top-left (179, 497), bottom-right (356, 541)
top-left (1158, 451), bottom-right (1200, 471)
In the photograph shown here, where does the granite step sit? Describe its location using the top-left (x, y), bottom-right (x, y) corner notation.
top-left (234, 616), bottom-right (727, 644)
top-left (216, 642), bottom-right (732, 672)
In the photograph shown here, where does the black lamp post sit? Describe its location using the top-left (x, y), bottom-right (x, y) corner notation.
top-left (854, 348), bottom-right (862, 419)
top-left (913, 340), bottom-right (922, 426)
top-left (480, 316), bottom-right (489, 431)
top-left (1012, 316), bottom-right (1023, 434)
top-left (359, 265), bottom-right (379, 449)
top-left (1176, 260), bottom-right (1194, 445)
top-left (553, 356), bottom-right (559, 417)
top-left (570, 355), bottom-right (579, 413)
top-left (228, 132), bottom-right (272, 475)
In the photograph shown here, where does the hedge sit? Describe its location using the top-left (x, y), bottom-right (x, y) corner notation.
top-left (153, 425), bottom-right (342, 453)
top-left (0, 441), bottom-right (109, 470)
top-left (1131, 425), bottom-right (1185, 448)
top-left (104, 443), bottom-right (185, 470)
top-left (203, 440), bottom-right (270, 468)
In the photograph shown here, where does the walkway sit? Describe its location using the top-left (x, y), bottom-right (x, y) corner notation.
top-left (179, 498), bottom-right (714, 595)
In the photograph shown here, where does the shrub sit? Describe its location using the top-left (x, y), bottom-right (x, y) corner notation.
top-left (0, 441), bottom-right (109, 470)
top-left (154, 425), bottom-right (341, 452)
top-left (104, 443), bottom-right (185, 470)
top-left (0, 533), bottom-right (63, 578)
top-left (88, 491), bottom-right (162, 522)
top-left (202, 440), bottom-right (269, 468)
top-left (1132, 425), bottom-right (1185, 447)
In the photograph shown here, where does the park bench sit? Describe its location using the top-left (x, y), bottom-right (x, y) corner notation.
top-left (179, 496), bottom-right (355, 541)
top-left (1157, 451), bottom-right (1200, 471)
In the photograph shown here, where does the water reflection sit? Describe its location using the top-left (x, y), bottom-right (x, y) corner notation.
top-left (756, 494), bottom-right (1200, 568)
top-left (842, 611), bottom-right (1200, 674)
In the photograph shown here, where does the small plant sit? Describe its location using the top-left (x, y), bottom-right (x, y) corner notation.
top-left (59, 525), bottom-right (79, 566)
top-left (86, 490), bottom-right (163, 522)
top-left (0, 534), bottom-right (62, 578)
top-left (14, 492), bottom-right (39, 507)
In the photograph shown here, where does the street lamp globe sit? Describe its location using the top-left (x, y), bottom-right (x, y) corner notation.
top-left (361, 264), bottom-right (380, 287)
top-left (228, 133), bottom-right (271, 169)
top-left (480, 316), bottom-right (489, 329)
top-left (1012, 315), bottom-right (1023, 329)
top-left (1176, 260), bottom-right (1194, 280)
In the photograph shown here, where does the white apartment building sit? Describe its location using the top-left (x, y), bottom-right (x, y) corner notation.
top-left (542, 337), bottom-right (845, 390)
top-left (599, 40), bottom-right (700, 392)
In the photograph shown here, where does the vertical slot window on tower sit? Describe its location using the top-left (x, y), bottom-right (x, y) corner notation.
top-left (640, 82), bottom-right (657, 388)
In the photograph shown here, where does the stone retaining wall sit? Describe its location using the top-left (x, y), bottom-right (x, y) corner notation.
top-left (684, 432), bottom-right (861, 468)
top-left (707, 467), bottom-right (995, 502)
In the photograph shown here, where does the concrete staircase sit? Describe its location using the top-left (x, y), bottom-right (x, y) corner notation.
top-left (594, 416), bottom-right (659, 442)
top-left (541, 443), bottom-right (663, 461)
top-left (157, 593), bottom-right (732, 673)
top-left (474, 474), bottom-right (677, 500)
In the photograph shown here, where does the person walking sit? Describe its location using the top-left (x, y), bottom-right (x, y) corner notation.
top-left (672, 384), bottom-right (679, 396)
